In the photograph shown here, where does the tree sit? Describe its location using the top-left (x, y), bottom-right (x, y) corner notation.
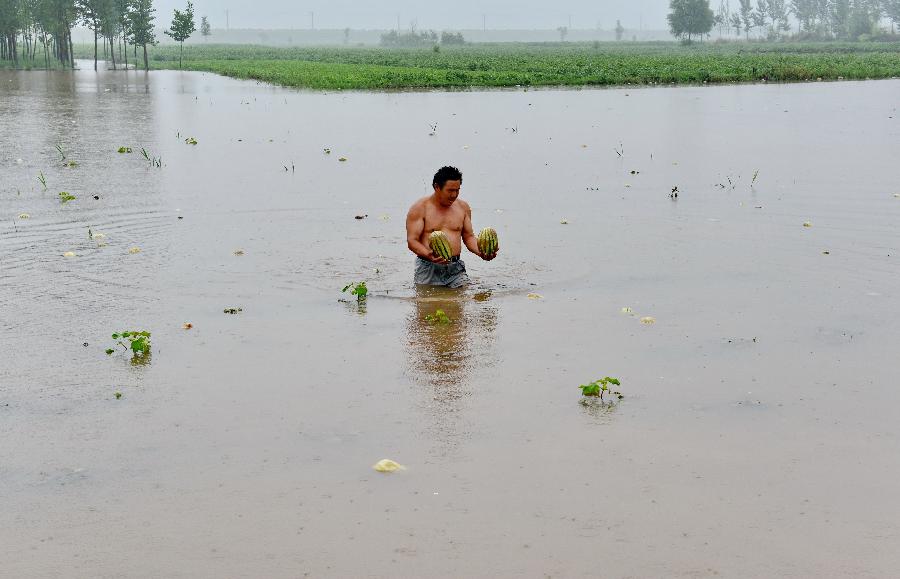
top-left (790, 0), bottom-right (817, 33)
top-left (668, 0), bottom-right (715, 42)
top-left (557, 25), bottom-right (568, 41)
top-left (715, 0), bottom-right (731, 36)
top-left (885, 0), bottom-right (900, 33)
top-left (615, 19), bottom-right (625, 40)
top-left (200, 14), bottom-right (209, 40)
top-left (729, 10), bottom-right (743, 34)
top-left (830, 0), bottom-right (851, 38)
top-left (128, 0), bottom-right (155, 70)
top-left (848, 0), bottom-right (879, 37)
top-left (164, 0), bottom-right (194, 68)
top-left (76, 0), bottom-right (107, 70)
top-left (343, 26), bottom-right (349, 44)
top-left (738, 0), bottom-right (754, 37)
top-left (440, 30), bottom-right (465, 45)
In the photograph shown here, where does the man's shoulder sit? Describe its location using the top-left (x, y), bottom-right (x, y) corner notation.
top-left (407, 195), bottom-right (430, 216)
top-left (456, 198), bottom-right (471, 212)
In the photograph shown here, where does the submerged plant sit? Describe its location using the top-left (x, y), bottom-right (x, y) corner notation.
top-left (58, 191), bottom-right (76, 203)
top-left (424, 309), bottom-right (451, 324)
top-left (140, 147), bottom-right (162, 168)
top-left (55, 144), bottom-right (66, 161)
top-left (579, 377), bottom-right (623, 402)
top-left (117, 146), bottom-right (133, 153)
top-left (37, 171), bottom-right (47, 190)
top-left (184, 137), bottom-right (198, 145)
top-left (342, 281), bottom-right (368, 302)
top-left (110, 330), bottom-right (151, 357)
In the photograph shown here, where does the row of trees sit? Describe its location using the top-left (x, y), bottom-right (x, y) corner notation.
top-left (1, 0), bottom-right (202, 70)
top-left (380, 29), bottom-right (466, 47)
top-left (671, 0), bottom-right (900, 41)
top-left (713, 0), bottom-right (900, 40)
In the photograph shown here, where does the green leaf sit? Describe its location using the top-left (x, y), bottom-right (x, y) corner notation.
top-left (608, 377), bottom-right (621, 386)
top-left (130, 337), bottom-right (146, 353)
top-left (342, 284), bottom-right (352, 293)
top-left (111, 333), bottom-right (119, 339)
top-left (105, 348), bottom-right (115, 355)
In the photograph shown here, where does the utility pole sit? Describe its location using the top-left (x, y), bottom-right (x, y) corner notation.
top-left (225, 9), bottom-right (229, 30)
top-left (310, 11), bottom-right (314, 30)
top-left (482, 13), bottom-right (486, 31)
top-left (396, 13), bottom-right (400, 33)
top-left (568, 14), bottom-right (572, 29)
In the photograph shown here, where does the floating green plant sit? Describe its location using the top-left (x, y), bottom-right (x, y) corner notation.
top-left (424, 309), bottom-right (451, 324)
top-left (58, 191), bottom-right (76, 203)
top-left (37, 171), bottom-right (47, 190)
top-left (579, 377), bottom-right (623, 401)
top-left (342, 281), bottom-right (368, 302)
top-left (117, 146), bottom-right (133, 153)
top-left (110, 330), bottom-right (151, 356)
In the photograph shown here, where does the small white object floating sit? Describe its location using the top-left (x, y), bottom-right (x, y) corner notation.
top-left (18, 213), bottom-right (30, 219)
top-left (63, 251), bottom-right (75, 258)
top-left (128, 247), bottom-right (141, 254)
top-left (640, 316), bottom-right (656, 325)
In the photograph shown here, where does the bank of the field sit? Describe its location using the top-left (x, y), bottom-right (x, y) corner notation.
top-left (71, 42), bottom-right (900, 89)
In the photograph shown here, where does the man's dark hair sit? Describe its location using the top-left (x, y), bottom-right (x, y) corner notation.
top-left (433, 166), bottom-right (462, 189)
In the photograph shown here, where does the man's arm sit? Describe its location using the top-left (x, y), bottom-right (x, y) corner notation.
top-left (406, 201), bottom-right (448, 264)
top-left (461, 202), bottom-right (498, 261)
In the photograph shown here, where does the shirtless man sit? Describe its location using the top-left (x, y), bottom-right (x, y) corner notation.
top-left (406, 166), bottom-right (498, 288)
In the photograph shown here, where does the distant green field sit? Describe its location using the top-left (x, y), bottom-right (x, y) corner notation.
top-left (74, 42), bottom-right (900, 89)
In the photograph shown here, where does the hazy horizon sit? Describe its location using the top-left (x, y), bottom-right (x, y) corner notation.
top-left (151, 0), bottom-right (669, 31)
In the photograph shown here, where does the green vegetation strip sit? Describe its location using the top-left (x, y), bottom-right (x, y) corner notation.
top-left (64, 42), bottom-right (900, 88)
top-left (117, 42), bottom-right (900, 89)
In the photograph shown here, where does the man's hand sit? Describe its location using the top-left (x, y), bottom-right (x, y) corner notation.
top-left (479, 248), bottom-right (499, 261)
top-left (427, 252), bottom-right (450, 265)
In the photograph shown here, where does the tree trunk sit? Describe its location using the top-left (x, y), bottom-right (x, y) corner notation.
top-left (143, 43), bottom-right (149, 71)
top-left (109, 37), bottom-right (116, 69)
top-left (179, 42), bottom-right (183, 68)
top-left (94, 27), bottom-right (98, 71)
top-left (123, 38), bottom-right (128, 69)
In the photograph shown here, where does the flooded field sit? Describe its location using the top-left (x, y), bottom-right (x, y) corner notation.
top-left (2, 64), bottom-right (900, 578)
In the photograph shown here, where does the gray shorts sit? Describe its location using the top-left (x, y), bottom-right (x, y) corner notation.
top-left (414, 256), bottom-right (470, 288)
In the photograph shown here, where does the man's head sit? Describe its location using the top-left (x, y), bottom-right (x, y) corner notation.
top-left (432, 166), bottom-right (462, 207)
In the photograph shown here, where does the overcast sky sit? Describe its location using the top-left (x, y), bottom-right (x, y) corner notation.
top-left (153, 0), bottom-right (670, 31)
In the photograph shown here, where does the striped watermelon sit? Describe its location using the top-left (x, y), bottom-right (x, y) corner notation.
top-left (477, 227), bottom-right (498, 256)
top-left (429, 231), bottom-right (453, 261)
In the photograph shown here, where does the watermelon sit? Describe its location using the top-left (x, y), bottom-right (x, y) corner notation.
top-left (477, 227), bottom-right (499, 256)
top-left (429, 231), bottom-right (453, 261)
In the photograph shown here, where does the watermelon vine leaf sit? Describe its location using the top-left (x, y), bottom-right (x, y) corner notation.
top-left (579, 377), bottom-right (624, 402)
top-left (342, 281), bottom-right (368, 302)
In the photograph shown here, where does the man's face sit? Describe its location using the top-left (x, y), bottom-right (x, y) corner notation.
top-left (434, 180), bottom-right (461, 207)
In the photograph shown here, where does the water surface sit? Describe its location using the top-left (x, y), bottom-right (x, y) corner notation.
top-left (2, 64), bottom-right (900, 578)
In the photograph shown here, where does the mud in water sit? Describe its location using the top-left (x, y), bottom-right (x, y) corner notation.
top-left (2, 64), bottom-right (900, 578)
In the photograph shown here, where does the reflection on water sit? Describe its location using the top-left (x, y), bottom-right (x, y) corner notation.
top-left (405, 285), bottom-right (498, 392)
top-left (404, 285), bottom-right (499, 456)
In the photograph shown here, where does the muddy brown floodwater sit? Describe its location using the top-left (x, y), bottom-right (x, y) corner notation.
top-left (2, 62), bottom-right (900, 578)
